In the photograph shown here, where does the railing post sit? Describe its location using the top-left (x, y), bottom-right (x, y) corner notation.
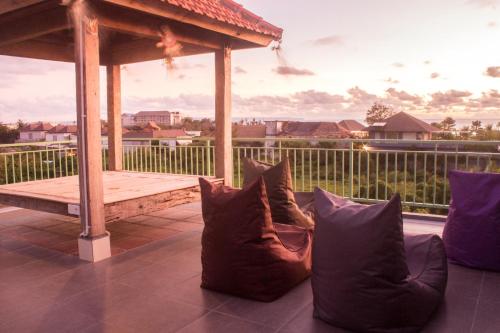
top-left (278, 140), bottom-right (282, 160)
top-left (349, 140), bottom-right (354, 199)
top-left (206, 139), bottom-right (211, 176)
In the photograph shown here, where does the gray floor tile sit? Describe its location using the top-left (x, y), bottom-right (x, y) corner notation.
top-left (278, 303), bottom-right (351, 333)
top-left (471, 299), bottom-right (500, 333)
top-left (162, 274), bottom-right (231, 310)
top-left (104, 294), bottom-right (208, 333)
top-left (477, 270), bottom-right (500, 303)
top-left (215, 279), bottom-right (313, 329)
top-left (0, 301), bottom-right (96, 333)
top-left (178, 311), bottom-right (274, 333)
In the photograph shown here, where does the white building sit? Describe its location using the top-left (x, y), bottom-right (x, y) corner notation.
top-left (46, 125), bottom-right (78, 142)
top-left (134, 111), bottom-right (183, 126)
top-left (18, 122), bottom-right (53, 142)
top-left (365, 112), bottom-right (439, 140)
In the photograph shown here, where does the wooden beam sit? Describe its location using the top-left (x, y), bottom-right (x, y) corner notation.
top-left (94, 3), bottom-right (221, 50)
top-left (74, 12), bottom-right (107, 238)
top-left (102, 0), bottom-right (276, 47)
top-left (0, 39), bottom-right (74, 62)
top-left (0, 6), bottom-right (69, 47)
top-left (214, 44), bottom-right (233, 186)
top-left (108, 38), bottom-right (213, 65)
top-left (0, 0), bottom-right (45, 15)
top-left (106, 65), bottom-right (123, 171)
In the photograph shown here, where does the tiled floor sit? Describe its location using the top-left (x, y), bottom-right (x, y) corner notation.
top-left (1, 203), bottom-right (499, 333)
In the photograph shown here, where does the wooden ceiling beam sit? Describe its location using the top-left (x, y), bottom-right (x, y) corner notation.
top-left (0, 6), bottom-right (69, 48)
top-left (101, 0), bottom-right (275, 47)
top-left (108, 38), bottom-right (213, 65)
top-left (93, 3), bottom-right (222, 50)
top-left (0, 0), bottom-right (46, 15)
top-left (0, 39), bottom-right (74, 63)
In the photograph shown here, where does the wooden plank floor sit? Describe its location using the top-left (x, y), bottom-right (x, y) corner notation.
top-left (0, 172), bottom-right (218, 204)
top-left (0, 172), bottom-right (222, 222)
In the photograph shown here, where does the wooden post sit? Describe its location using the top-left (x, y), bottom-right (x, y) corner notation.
top-left (74, 10), bottom-right (106, 239)
top-left (106, 64), bottom-right (122, 171)
top-left (214, 44), bottom-right (233, 186)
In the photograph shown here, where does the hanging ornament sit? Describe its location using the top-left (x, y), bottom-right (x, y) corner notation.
top-left (156, 25), bottom-right (183, 71)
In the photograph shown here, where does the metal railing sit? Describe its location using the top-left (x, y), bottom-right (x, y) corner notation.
top-left (1, 138), bottom-right (499, 212)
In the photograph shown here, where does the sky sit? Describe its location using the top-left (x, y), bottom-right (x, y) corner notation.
top-left (0, 0), bottom-right (499, 125)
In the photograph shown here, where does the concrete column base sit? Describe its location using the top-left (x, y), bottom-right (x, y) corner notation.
top-left (78, 233), bottom-right (111, 262)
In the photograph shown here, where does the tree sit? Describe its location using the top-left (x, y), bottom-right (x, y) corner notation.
top-left (365, 102), bottom-right (394, 125)
top-left (471, 120), bottom-right (482, 132)
top-left (16, 119), bottom-right (26, 130)
top-left (430, 122), bottom-right (442, 129)
top-left (0, 123), bottom-right (19, 143)
top-left (440, 117), bottom-right (456, 131)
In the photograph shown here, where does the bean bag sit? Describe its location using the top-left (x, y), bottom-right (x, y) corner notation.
top-left (443, 170), bottom-right (500, 271)
top-left (242, 157), bottom-right (314, 228)
top-left (199, 177), bottom-right (312, 302)
top-left (312, 188), bottom-right (447, 332)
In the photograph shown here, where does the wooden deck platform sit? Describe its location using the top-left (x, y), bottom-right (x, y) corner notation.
top-left (0, 172), bottom-right (222, 223)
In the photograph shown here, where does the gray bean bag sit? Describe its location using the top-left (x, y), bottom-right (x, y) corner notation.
top-left (312, 188), bottom-right (447, 332)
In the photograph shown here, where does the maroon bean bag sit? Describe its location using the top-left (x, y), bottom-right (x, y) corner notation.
top-left (312, 188), bottom-right (447, 332)
top-left (242, 157), bottom-right (314, 228)
top-left (199, 177), bottom-right (312, 302)
top-left (443, 170), bottom-right (500, 271)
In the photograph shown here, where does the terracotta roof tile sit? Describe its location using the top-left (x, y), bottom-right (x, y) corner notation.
top-left (338, 120), bottom-right (365, 132)
top-left (233, 124), bottom-right (266, 138)
top-left (20, 122), bottom-right (53, 132)
top-left (281, 122), bottom-right (349, 138)
top-left (161, 0), bottom-right (283, 39)
top-left (365, 112), bottom-right (439, 133)
top-left (48, 125), bottom-right (77, 134)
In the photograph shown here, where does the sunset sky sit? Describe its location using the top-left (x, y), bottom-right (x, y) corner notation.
top-left (0, 0), bottom-right (499, 125)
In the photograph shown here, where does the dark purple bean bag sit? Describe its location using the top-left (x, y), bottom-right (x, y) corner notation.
top-left (199, 177), bottom-right (312, 302)
top-left (312, 188), bottom-right (447, 332)
top-left (443, 170), bottom-right (500, 271)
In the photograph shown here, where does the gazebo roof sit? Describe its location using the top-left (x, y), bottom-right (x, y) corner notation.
top-left (155, 0), bottom-right (283, 39)
top-left (0, 0), bottom-right (283, 64)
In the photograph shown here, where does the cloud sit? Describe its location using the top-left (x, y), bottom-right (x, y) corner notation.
top-left (292, 90), bottom-right (347, 105)
top-left (485, 66), bottom-right (500, 77)
top-left (429, 89), bottom-right (473, 107)
top-left (430, 72), bottom-right (440, 79)
top-left (234, 66), bottom-right (247, 74)
top-left (274, 66), bottom-right (315, 76)
top-left (391, 62), bottom-right (405, 68)
top-left (386, 88), bottom-right (423, 104)
top-left (311, 35), bottom-right (343, 46)
top-left (384, 77), bottom-right (400, 84)
top-left (469, 89), bottom-right (500, 108)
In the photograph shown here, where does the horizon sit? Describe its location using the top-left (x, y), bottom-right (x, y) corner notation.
top-left (1, 0), bottom-right (499, 124)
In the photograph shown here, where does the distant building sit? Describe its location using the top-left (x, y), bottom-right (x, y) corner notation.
top-left (47, 125), bottom-right (77, 142)
top-left (134, 111), bottom-right (182, 126)
top-left (121, 113), bottom-right (136, 127)
top-left (338, 120), bottom-right (367, 138)
top-left (265, 120), bottom-right (285, 136)
top-left (365, 112), bottom-right (439, 140)
top-left (18, 122), bottom-right (53, 142)
top-left (123, 121), bottom-right (190, 150)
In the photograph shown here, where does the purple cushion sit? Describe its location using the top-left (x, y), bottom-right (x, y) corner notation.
top-left (443, 170), bottom-right (500, 271)
top-left (312, 188), bottom-right (447, 332)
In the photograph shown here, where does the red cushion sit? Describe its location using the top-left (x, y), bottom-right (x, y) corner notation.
top-left (199, 177), bottom-right (312, 302)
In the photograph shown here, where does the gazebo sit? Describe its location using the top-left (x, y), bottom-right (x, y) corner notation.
top-left (0, 0), bottom-right (282, 261)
